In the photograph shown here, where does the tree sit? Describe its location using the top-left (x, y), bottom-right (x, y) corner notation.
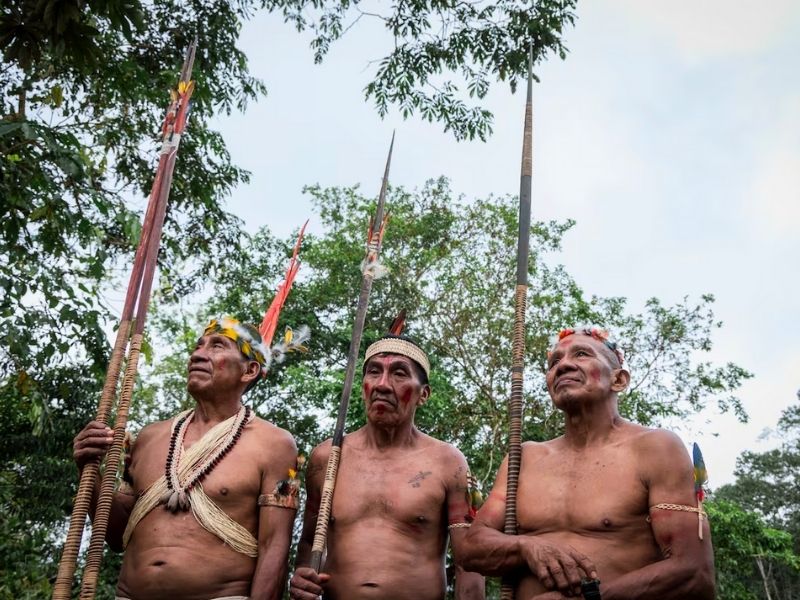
top-left (707, 499), bottom-right (800, 600)
top-left (1, 0), bottom-right (583, 466)
top-left (716, 400), bottom-right (800, 552)
top-left (1, 177), bottom-right (752, 595)
top-left (146, 178), bottom-right (751, 486)
top-left (0, 366), bottom-right (122, 598)
top-left (1, 0), bottom-right (264, 382)
top-left (262, 0), bottom-right (578, 140)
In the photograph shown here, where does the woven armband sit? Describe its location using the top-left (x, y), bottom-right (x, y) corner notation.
top-left (258, 493), bottom-right (298, 510)
top-left (646, 503), bottom-right (707, 522)
top-left (447, 522), bottom-right (471, 530)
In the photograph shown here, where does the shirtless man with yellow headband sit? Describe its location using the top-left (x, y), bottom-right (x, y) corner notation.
top-left (73, 318), bottom-right (299, 600)
top-left (460, 327), bottom-right (715, 600)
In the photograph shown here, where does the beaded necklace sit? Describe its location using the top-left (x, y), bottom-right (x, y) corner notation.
top-left (161, 405), bottom-right (251, 512)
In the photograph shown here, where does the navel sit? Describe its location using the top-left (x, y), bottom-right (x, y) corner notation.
top-left (220, 487), bottom-right (228, 496)
top-left (602, 518), bottom-right (612, 528)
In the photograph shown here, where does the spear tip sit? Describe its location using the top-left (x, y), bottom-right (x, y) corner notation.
top-left (374, 133), bottom-right (394, 230)
top-left (179, 39), bottom-right (198, 84)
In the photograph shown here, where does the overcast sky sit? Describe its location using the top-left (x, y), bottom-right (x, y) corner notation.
top-left (209, 0), bottom-right (800, 487)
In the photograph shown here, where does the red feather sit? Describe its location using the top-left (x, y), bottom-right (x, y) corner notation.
top-left (389, 310), bottom-right (406, 336)
top-left (259, 221), bottom-right (307, 347)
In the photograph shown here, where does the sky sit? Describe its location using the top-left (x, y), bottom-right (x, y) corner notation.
top-left (209, 0), bottom-right (800, 487)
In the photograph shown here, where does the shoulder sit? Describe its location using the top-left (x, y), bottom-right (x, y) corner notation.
top-left (248, 415), bottom-right (297, 456)
top-left (628, 427), bottom-right (693, 484)
top-left (630, 426), bottom-right (689, 459)
top-left (521, 437), bottom-right (563, 460)
top-left (308, 438), bottom-right (334, 468)
top-left (418, 432), bottom-right (468, 468)
top-left (132, 418), bottom-right (173, 447)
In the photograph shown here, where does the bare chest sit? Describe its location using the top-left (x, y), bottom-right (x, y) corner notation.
top-left (517, 449), bottom-right (648, 534)
top-left (129, 430), bottom-right (262, 508)
top-left (331, 453), bottom-right (447, 530)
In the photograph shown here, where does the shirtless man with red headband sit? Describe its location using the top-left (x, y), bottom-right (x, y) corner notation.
top-left (460, 327), bottom-right (715, 600)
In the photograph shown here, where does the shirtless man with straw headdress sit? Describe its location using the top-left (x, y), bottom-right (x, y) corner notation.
top-left (73, 317), bottom-right (304, 600)
top-left (460, 327), bottom-right (715, 600)
top-left (289, 321), bottom-right (484, 600)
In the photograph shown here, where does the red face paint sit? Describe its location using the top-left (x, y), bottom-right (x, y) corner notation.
top-left (362, 354), bottom-right (426, 420)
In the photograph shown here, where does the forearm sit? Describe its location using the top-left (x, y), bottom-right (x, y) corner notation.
top-left (602, 559), bottom-right (714, 600)
top-left (106, 491), bottom-right (136, 552)
top-left (251, 546), bottom-right (291, 600)
top-left (294, 537), bottom-right (312, 568)
top-left (454, 566), bottom-right (485, 600)
top-left (460, 526), bottom-right (526, 576)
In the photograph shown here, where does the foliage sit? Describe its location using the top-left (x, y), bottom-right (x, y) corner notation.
top-left (0, 365), bottom-right (121, 598)
top-left (146, 178), bottom-right (751, 487)
top-left (707, 499), bottom-right (800, 600)
top-left (264, 0), bottom-right (578, 140)
top-left (0, 0), bottom-right (264, 387)
top-left (716, 401), bottom-right (800, 554)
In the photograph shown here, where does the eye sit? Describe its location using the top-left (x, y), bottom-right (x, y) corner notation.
top-left (575, 350), bottom-right (589, 357)
top-left (547, 358), bottom-right (560, 370)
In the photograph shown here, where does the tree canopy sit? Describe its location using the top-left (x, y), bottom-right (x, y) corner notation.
top-left (143, 179), bottom-right (750, 483)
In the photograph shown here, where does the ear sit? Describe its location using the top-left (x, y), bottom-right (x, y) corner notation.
top-left (241, 360), bottom-right (261, 386)
top-left (611, 368), bottom-right (630, 393)
top-left (417, 384), bottom-right (431, 406)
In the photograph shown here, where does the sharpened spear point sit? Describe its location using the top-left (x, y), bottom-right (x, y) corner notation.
top-left (373, 131), bottom-right (394, 231)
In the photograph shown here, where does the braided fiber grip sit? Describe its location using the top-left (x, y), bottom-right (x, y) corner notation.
top-left (310, 445), bottom-right (342, 571)
top-left (501, 285), bottom-right (528, 600)
top-left (52, 319), bottom-right (132, 600)
top-left (79, 334), bottom-right (143, 599)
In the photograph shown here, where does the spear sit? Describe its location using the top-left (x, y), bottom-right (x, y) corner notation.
top-left (52, 40), bottom-right (197, 600)
top-left (501, 54), bottom-right (533, 600)
top-left (309, 134), bottom-right (394, 572)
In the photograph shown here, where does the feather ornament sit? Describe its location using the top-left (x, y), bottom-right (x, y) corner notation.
top-left (259, 221), bottom-right (308, 350)
top-left (360, 213), bottom-right (390, 279)
top-left (693, 442), bottom-right (708, 540)
top-left (271, 325), bottom-right (311, 363)
top-left (389, 310), bottom-right (406, 336)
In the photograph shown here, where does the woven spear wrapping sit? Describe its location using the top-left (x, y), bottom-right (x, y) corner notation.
top-left (309, 135), bottom-right (394, 572)
top-left (500, 56), bottom-right (534, 600)
top-left (52, 41), bottom-right (197, 600)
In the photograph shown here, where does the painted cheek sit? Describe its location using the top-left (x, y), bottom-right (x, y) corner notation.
top-left (397, 386), bottom-right (415, 405)
top-left (589, 366), bottom-right (601, 382)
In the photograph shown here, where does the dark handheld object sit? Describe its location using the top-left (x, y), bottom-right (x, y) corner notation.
top-left (500, 52), bottom-right (534, 600)
top-left (581, 578), bottom-right (602, 600)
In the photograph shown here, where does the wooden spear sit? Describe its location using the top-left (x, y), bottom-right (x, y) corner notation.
top-left (309, 134), bottom-right (394, 572)
top-left (500, 54), bottom-right (534, 600)
top-left (52, 40), bottom-right (197, 600)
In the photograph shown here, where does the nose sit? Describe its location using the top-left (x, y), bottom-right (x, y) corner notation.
top-left (189, 342), bottom-right (208, 364)
top-left (554, 356), bottom-right (577, 378)
top-left (374, 368), bottom-right (392, 390)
